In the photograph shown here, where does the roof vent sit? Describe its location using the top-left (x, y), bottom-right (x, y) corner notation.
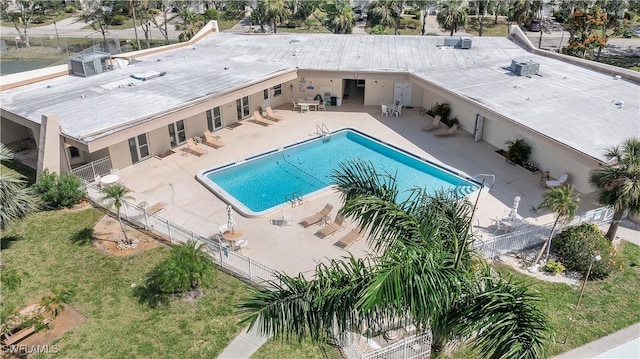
top-left (70, 52), bottom-right (111, 77)
top-left (510, 59), bottom-right (540, 76)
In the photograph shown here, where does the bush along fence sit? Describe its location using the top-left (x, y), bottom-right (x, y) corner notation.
top-left (73, 158), bottom-right (614, 359)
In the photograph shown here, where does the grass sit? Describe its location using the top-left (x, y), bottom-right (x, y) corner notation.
top-left (253, 338), bottom-right (341, 359)
top-left (465, 17), bottom-right (510, 37)
top-left (3, 209), bottom-right (250, 358)
top-left (1, 209), bottom-right (328, 358)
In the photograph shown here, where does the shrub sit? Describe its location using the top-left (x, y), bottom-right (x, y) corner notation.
top-left (31, 15), bottom-right (46, 24)
top-left (33, 170), bottom-right (86, 209)
top-left (504, 138), bottom-right (532, 166)
top-left (551, 223), bottom-right (621, 280)
top-left (140, 241), bottom-right (216, 306)
top-left (203, 8), bottom-right (219, 21)
top-left (64, 5), bottom-right (77, 13)
top-left (370, 25), bottom-right (386, 34)
top-left (543, 260), bottom-right (566, 275)
top-left (429, 102), bottom-right (452, 124)
top-left (111, 14), bottom-right (127, 26)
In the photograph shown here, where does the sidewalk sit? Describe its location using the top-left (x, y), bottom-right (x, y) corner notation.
top-left (217, 325), bottom-right (270, 359)
top-left (553, 323), bottom-right (640, 359)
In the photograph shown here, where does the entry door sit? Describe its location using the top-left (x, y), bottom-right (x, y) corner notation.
top-left (236, 96), bottom-right (250, 121)
top-left (262, 89), bottom-right (271, 111)
top-left (128, 134), bottom-right (151, 164)
top-left (393, 83), bottom-right (412, 106)
top-left (207, 107), bottom-right (222, 131)
top-left (474, 114), bottom-right (485, 142)
top-left (168, 119), bottom-right (187, 148)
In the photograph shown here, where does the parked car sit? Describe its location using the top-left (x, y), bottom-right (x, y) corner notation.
top-left (529, 19), bottom-right (541, 32)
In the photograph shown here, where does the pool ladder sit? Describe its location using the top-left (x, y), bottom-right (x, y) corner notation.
top-left (285, 191), bottom-right (304, 207)
top-left (316, 123), bottom-right (331, 139)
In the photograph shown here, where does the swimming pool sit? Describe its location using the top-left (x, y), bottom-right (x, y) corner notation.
top-left (197, 129), bottom-right (479, 217)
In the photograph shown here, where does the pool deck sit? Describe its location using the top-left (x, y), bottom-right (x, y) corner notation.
top-left (117, 101), bottom-right (603, 277)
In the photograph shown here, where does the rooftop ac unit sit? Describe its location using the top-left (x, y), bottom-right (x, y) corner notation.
top-left (459, 37), bottom-right (472, 49)
top-left (510, 59), bottom-right (540, 76)
top-left (70, 52), bottom-right (110, 77)
top-left (444, 37), bottom-right (461, 47)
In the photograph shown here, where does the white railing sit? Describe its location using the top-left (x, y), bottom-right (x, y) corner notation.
top-left (84, 183), bottom-right (279, 286)
top-left (71, 157), bottom-right (112, 183)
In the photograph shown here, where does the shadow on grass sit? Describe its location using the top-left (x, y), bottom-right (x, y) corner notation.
top-left (70, 228), bottom-right (94, 246)
top-left (1, 235), bottom-right (23, 250)
top-left (132, 281), bottom-right (170, 308)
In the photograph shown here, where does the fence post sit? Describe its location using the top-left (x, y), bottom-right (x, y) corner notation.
top-left (144, 211), bottom-right (149, 228)
top-left (403, 339), bottom-right (408, 359)
top-left (248, 258), bottom-right (253, 281)
top-left (167, 221), bottom-right (173, 243)
top-left (91, 161), bottom-right (96, 179)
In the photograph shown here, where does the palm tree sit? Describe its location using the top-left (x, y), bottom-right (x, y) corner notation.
top-left (240, 160), bottom-right (549, 358)
top-left (322, 0), bottom-right (355, 34)
top-left (437, 0), bottom-right (468, 36)
top-left (265, 0), bottom-right (290, 33)
top-left (589, 138), bottom-right (640, 241)
top-left (177, 9), bottom-right (205, 42)
top-left (367, 0), bottom-right (401, 34)
top-left (533, 185), bottom-right (580, 265)
top-left (100, 183), bottom-right (135, 246)
top-left (148, 241), bottom-right (215, 294)
top-left (0, 144), bottom-right (38, 230)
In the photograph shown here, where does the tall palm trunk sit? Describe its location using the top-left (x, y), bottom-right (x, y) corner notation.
top-left (116, 205), bottom-right (131, 245)
top-left (534, 215), bottom-right (560, 265)
top-left (606, 210), bottom-right (624, 241)
top-left (132, 2), bottom-right (141, 50)
top-left (422, 10), bottom-right (427, 35)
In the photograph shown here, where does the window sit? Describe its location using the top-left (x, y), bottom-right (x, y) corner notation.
top-left (168, 120), bottom-right (187, 148)
top-left (207, 106), bottom-right (222, 131)
top-left (236, 96), bottom-right (250, 120)
top-left (263, 89), bottom-right (269, 100)
top-left (128, 134), bottom-right (151, 164)
top-left (273, 84), bottom-right (282, 96)
top-left (69, 146), bottom-right (80, 158)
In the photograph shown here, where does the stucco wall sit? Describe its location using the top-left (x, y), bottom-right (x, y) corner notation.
top-left (84, 148), bottom-right (109, 163)
top-left (364, 80), bottom-right (395, 106)
top-left (148, 126), bottom-right (170, 155)
top-left (185, 112), bottom-right (208, 140)
top-left (221, 101), bottom-right (238, 125)
top-left (1, 118), bottom-right (31, 144)
top-left (109, 141), bottom-right (133, 169)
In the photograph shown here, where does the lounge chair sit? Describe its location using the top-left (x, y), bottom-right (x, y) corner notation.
top-left (146, 201), bottom-right (167, 215)
top-left (265, 107), bottom-right (285, 122)
top-left (203, 131), bottom-right (225, 148)
top-left (299, 203), bottom-right (333, 228)
top-left (250, 111), bottom-right (276, 126)
top-left (333, 228), bottom-right (363, 250)
top-left (316, 214), bottom-right (345, 238)
top-left (292, 101), bottom-right (301, 111)
top-left (545, 173), bottom-right (569, 188)
top-left (421, 115), bottom-right (442, 132)
top-left (433, 124), bottom-right (459, 137)
top-left (182, 138), bottom-right (208, 156)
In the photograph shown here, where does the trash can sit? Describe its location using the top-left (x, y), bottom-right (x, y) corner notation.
top-left (336, 98), bottom-right (342, 106)
top-left (330, 96), bottom-right (337, 106)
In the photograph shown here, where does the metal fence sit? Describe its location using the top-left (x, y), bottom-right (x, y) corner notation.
top-left (72, 157), bottom-right (113, 183)
top-left (74, 157), bottom-right (616, 359)
top-left (474, 206), bottom-right (615, 259)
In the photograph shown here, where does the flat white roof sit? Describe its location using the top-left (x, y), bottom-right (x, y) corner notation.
top-left (1, 32), bottom-right (638, 162)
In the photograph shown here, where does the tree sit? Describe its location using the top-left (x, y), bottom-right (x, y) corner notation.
top-left (128, 0), bottom-right (141, 50)
top-left (565, 7), bottom-right (608, 59)
top-left (324, 0), bottom-right (354, 34)
top-left (507, 0), bottom-right (538, 26)
top-left (176, 9), bottom-right (204, 41)
top-left (0, 144), bottom-right (38, 230)
top-left (252, 0), bottom-right (268, 33)
top-left (140, 240), bottom-right (216, 306)
top-left (533, 185), bottom-right (580, 266)
top-left (469, 0), bottom-right (490, 36)
top-left (79, 0), bottom-right (119, 43)
top-left (408, 0), bottom-right (437, 35)
top-left (589, 138), bottom-right (640, 241)
top-left (367, 0), bottom-right (401, 34)
top-left (100, 183), bottom-right (135, 247)
top-left (437, 0), bottom-right (468, 36)
top-left (264, 0), bottom-right (289, 33)
top-left (149, 0), bottom-right (172, 44)
top-left (0, 0), bottom-right (44, 47)
top-left (239, 160), bottom-right (549, 358)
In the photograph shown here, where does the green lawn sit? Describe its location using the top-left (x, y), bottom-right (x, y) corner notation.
top-left (465, 17), bottom-right (510, 37)
top-left (0, 209), bottom-right (324, 358)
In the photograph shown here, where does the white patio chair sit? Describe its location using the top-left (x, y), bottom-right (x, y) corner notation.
top-left (381, 104), bottom-right (389, 117)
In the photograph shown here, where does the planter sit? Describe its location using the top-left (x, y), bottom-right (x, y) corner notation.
top-left (495, 149), bottom-right (540, 174)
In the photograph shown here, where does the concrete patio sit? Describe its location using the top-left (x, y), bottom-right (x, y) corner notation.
top-left (116, 101), bottom-right (603, 277)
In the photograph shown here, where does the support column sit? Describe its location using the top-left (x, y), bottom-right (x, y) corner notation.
top-left (37, 114), bottom-right (62, 178)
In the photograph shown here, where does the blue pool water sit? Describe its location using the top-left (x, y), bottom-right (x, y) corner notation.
top-left (197, 129), bottom-right (478, 216)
